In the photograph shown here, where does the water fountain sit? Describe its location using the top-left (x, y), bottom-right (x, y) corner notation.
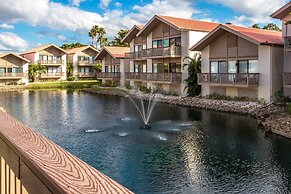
top-left (126, 86), bottom-right (157, 129)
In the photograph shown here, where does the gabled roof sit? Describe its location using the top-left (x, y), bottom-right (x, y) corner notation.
top-left (190, 24), bottom-right (283, 51)
top-left (95, 46), bottom-right (130, 60)
top-left (0, 52), bottom-right (30, 63)
top-left (138, 15), bottom-right (219, 37)
top-left (66, 45), bottom-right (98, 55)
top-left (21, 44), bottom-right (67, 55)
top-left (121, 25), bottom-right (144, 43)
top-left (270, 2), bottom-right (291, 19)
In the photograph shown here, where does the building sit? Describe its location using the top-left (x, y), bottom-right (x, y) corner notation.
top-left (66, 46), bottom-right (99, 80)
top-left (95, 46), bottom-right (130, 86)
top-left (190, 24), bottom-right (283, 102)
top-left (21, 44), bottom-right (67, 81)
top-left (271, 1), bottom-right (291, 97)
top-left (122, 15), bottom-right (219, 95)
top-left (0, 52), bottom-right (30, 84)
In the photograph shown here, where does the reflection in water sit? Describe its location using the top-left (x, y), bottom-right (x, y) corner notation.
top-left (0, 90), bottom-right (290, 193)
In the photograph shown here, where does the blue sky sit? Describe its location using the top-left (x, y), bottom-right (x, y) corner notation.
top-left (0, 0), bottom-right (288, 52)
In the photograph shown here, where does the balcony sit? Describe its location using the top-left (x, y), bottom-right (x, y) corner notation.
top-left (77, 60), bottom-right (95, 66)
top-left (105, 59), bottom-right (121, 66)
top-left (78, 72), bottom-right (96, 78)
top-left (97, 72), bottom-right (120, 80)
top-left (125, 72), bottom-right (182, 83)
top-left (37, 60), bottom-right (64, 66)
top-left (0, 72), bottom-right (24, 79)
top-left (41, 72), bottom-right (63, 78)
top-left (284, 37), bottom-right (291, 51)
top-left (148, 46), bottom-right (181, 58)
top-left (198, 73), bottom-right (260, 87)
top-left (125, 50), bottom-right (148, 60)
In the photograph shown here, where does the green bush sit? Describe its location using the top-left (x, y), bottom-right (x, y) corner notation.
top-left (138, 85), bottom-right (151, 93)
top-left (205, 93), bottom-right (257, 102)
top-left (67, 76), bottom-right (75, 81)
top-left (286, 103), bottom-right (291, 115)
top-left (275, 88), bottom-right (291, 103)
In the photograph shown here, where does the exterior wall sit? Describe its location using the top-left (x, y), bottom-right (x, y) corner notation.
top-left (201, 46), bottom-right (210, 96)
top-left (271, 46), bottom-right (284, 99)
top-left (258, 45), bottom-right (272, 102)
top-left (61, 54), bottom-right (67, 80)
top-left (120, 59), bottom-right (125, 86)
top-left (21, 53), bottom-right (35, 62)
top-left (282, 14), bottom-right (291, 37)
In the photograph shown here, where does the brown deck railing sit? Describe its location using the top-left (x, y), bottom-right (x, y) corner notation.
top-left (125, 72), bottom-right (182, 83)
top-left (0, 73), bottom-right (24, 78)
top-left (0, 110), bottom-right (132, 194)
top-left (198, 73), bottom-right (260, 86)
top-left (37, 60), bottom-right (64, 65)
top-left (284, 73), bottom-right (291, 85)
top-left (78, 72), bottom-right (95, 77)
top-left (125, 50), bottom-right (148, 60)
top-left (41, 72), bottom-right (63, 78)
top-left (97, 72), bottom-right (120, 79)
top-left (77, 61), bottom-right (95, 66)
top-left (148, 47), bottom-right (181, 58)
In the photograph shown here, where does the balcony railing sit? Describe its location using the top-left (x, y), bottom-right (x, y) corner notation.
top-left (125, 50), bottom-right (148, 60)
top-left (148, 46), bottom-right (181, 58)
top-left (0, 72), bottom-right (24, 78)
top-left (78, 72), bottom-right (95, 77)
top-left (198, 73), bottom-right (260, 86)
top-left (41, 72), bottom-right (63, 77)
top-left (284, 37), bottom-right (291, 51)
top-left (0, 110), bottom-right (132, 194)
top-left (125, 72), bottom-right (182, 83)
top-left (284, 73), bottom-right (291, 85)
top-left (105, 59), bottom-right (121, 65)
top-left (97, 72), bottom-right (120, 79)
top-left (77, 60), bottom-right (95, 66)
top-left (37, 60), bottom-right (64, 65)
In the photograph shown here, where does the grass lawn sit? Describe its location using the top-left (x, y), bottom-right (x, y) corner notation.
top-left (28, 80), bottom-right (100, 89)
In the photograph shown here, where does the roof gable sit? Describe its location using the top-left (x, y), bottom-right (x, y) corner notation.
top-left (122, 25), bottom-right (143, 43)
top-left (190, 24), bottom-right (283, 51)
top-left (137, 15), bottom-right (219, 37)
top-left (0, 52), bottom-right (30, 63)
top-left (21, 44), bottom-right (67, 55)
top-left (271, 2), bottom-right (291, 19)
top-left (66, 46), bottom-right (98, 55)
top-left (95, 46), bottom-right (130, 60)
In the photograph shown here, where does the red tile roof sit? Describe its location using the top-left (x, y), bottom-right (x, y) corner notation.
top-left (95, 46), bottom-right (130, 60)
top-left (158, 15), bottom-right (219, 32)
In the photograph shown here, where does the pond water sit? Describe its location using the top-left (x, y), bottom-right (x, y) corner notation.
top-left (0, 90), bottom-right (290, 193)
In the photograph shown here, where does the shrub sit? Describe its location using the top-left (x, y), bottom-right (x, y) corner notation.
top-left (275, 88), bottom-right (291, 103)
top-left (67, 76), bottom-right (75, 81)
top-left (205, 93), bottom-right (257, 102)
top-left (286, 103), bottom-right (291, 115)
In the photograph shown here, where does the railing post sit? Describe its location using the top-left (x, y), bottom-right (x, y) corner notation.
top-left (247, 74), bottom-right (249, 86)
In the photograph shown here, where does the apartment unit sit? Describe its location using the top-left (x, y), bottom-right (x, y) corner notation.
top-left (0, 53), bottom-right (30, 84)
top-left (122, 15), bottom-right (219, 95)
top-left (95, 46), bottom-right (130, 86)
top-left (271, 2), bottom-right (291, 97)
top-left (190, 24), bottom-right (283, 102)
top-left (21, 44), bottom-right (67, 81)
top-left (66, 46), bottom-right (99, 80)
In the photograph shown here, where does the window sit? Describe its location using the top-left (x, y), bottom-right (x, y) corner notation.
top-left (249, 60), bottom-right (258, 73)
top-left (153, 64), bottom-right (158, 73)
top-left (170, 37), bottom-right (181, 47)
top-left (238, 60), bottom-right (248, 73)
top-left (170, 63), bottom-right (181, 73)
top-left (0, 68), bottom-right (5, 73)
top-left (134, 45), bottom-right (142, 52)
top-left (175, 37), bottom-right (181, 46)
top-left (210, 61), bottom-right (219, 73)
top-left (163, 39), bottom-right (169, 48)
top-left (157, 40), bottom-right (163, 48)
top-left (13, 67), bottom-right (23, 73)
top-left (219, 61), bottom-right (227, 73)
top-left (228, 61), bottom-right (236, 73)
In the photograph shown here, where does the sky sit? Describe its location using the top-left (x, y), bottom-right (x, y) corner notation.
top-left (0, 0), bottom-right (289, 53)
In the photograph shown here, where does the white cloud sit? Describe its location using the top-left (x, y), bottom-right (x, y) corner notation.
top-left (0, 32), bottom-right (28, 52)
top-left (70, 0), bottom-right (86, 7)
top-left (114, 2), bottom-right (122, 7)
top-left (57, 35), bottom-right (66, 41)
top-left (100, 0), bottom-right (112, 8)
top-left (209, 0), bottom-right (287, 25)
top-left (0, 23), bottom-right (14, 29)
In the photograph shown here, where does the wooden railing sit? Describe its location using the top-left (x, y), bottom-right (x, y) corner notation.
top-left (105, 59), bottom-right (120, 65)
top-left (125, 50), bottom-right (148, 60)
top-left (78, 72), bottom-right (95, 77)
top-left (125, 72), bottom-right (182, 83)
top-left (41, 72), bottom-right (63, 77)
top-left (198, 73), bottom-right (260, 86)
top-left (148, 47), bottom-right (181, 58)
top-left (284, 73), bottom-right (291, 85)
top-left (0, 110), bottom-right (132, 194)
top-left (0, 73), bottom-right (24, 78)
top-left (97, 72), bottom-right (120, 79)
top-left (37, 60), bottom-right (64, 65)
top-left (77, 61), bottom-right (95, 66)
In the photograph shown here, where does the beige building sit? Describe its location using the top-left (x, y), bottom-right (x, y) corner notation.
top-left (271, 2), bottom-right (291, 97)
top-left (95, 46), bottom-right (130, 86)
top-left (21, 44), bottom-right (67, 81)
top-left (190, 24), bottom-right (283, 102)
top-left (0, 53), bottom-right (30, 84)
top-left (122, 15), bottom-right (219, 95)
top-left (66, 46), bottom-right (99, 80)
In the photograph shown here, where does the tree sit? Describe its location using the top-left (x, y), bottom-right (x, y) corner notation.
top-left (111, 29), bottom-right (130, 46)
top-left (88, 31), bottom-right (94, 46)
top-left (28, 63), bottom-right (47, 82)
top-left (97, 27), bottom-right (106, 48)
top-left (262, 23), bottom-right (281, 31)
top-left (251, 24), bottom-right (260, 29)
top-left (60, 42), bottom-right (86, 49)
top-left (183, 54), bottom-right (201, 96)
top-left (67, 62), bottom-right (74, 77)
top-left (91, 25), bottom-right (99, 48)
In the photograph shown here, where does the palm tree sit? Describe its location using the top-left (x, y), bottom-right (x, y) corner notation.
top-left (88, 31), bottom-right (94, 46)
top-left (97, 27), bottom-right (106, 48)
top-left (29, 63), bottom-right (47, 82)
top-left (183, 53), bottom-right (201, 96)
top-left (91, 25), bottom-right (99, 48)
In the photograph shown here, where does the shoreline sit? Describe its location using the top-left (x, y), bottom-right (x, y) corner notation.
top-left (82, 88), bottom-right (291, 140)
